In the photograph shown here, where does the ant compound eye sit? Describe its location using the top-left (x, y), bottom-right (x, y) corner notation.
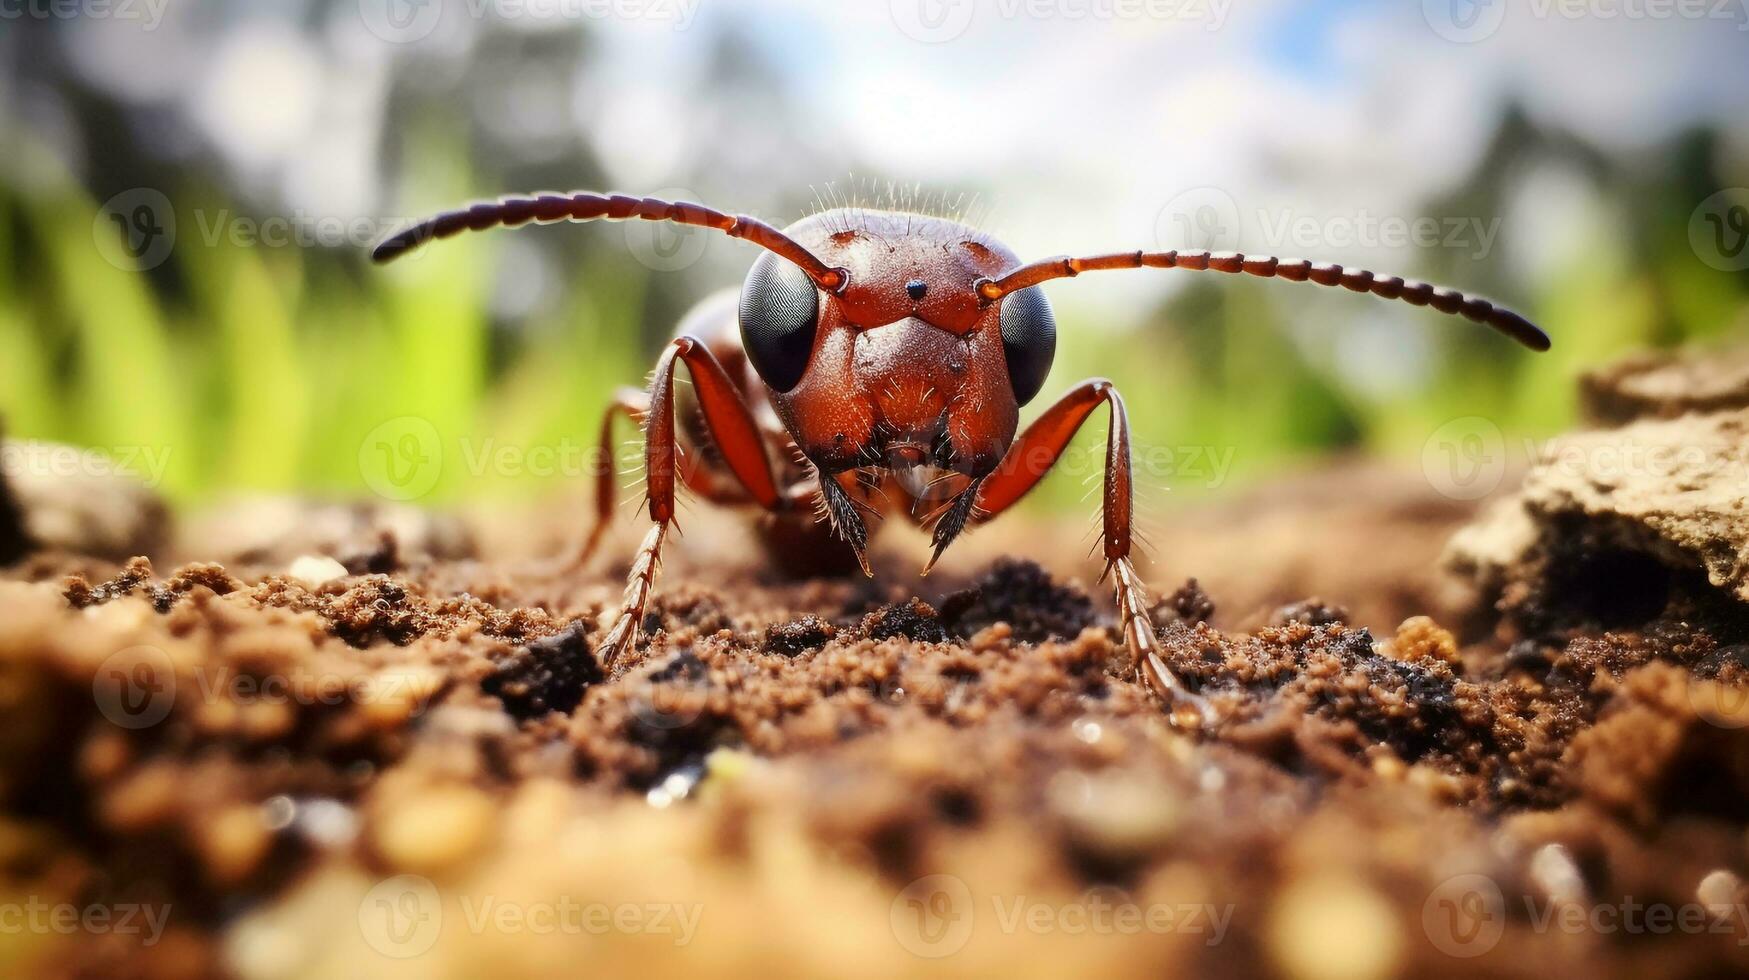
top-left (739, 251), bottom-right (821, 392)
top-left (998, 285), bottom-right (1057, 406)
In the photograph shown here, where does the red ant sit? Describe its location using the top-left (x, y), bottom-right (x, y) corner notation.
top-left (374, 191), bottom-right (1547, 726)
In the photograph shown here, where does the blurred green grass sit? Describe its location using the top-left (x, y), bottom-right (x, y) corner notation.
top-left (1, 135), bottom-right (1744, 513)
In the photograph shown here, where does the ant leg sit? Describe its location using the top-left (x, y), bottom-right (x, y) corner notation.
top-left (577, 387), bottom-right (651, 566)
top-left (974, 379), bottom-right (1215, 728)
top-left (576, 387), bottom-right (753, 566)
top-left (597, 336), bottom-right (784, 668)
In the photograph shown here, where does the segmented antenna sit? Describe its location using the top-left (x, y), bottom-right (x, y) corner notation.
top-left (372, 191), bottom-right (846, 292)
top-left (977, 249), bottom-right (1549, 351)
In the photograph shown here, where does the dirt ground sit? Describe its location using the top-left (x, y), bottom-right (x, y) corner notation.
top-left (3, 351), bottom-right (1749, 979)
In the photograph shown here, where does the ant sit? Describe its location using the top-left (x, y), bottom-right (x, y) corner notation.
top-left (374, 191), bottom-right (1547, 726)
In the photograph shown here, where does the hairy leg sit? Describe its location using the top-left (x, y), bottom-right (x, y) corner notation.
top-left (597, 337), bottom-right (786, 667)
top-left (577, 387), bottom-right (758, 566)
top-left (975, 379), bottom-right (1214, 727)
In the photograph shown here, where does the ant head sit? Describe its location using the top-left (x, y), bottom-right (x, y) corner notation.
top-left (739, 209), bottom-right (1056, 480)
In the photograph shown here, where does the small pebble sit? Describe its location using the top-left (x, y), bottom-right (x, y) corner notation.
top-left (286, 555), bottom-right (348, 585)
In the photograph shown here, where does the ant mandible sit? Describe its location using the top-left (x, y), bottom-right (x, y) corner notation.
top-left (373, 191), bottom-right (1548, 727)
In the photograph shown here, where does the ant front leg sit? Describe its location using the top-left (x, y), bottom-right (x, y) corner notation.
top-left (596, 336), bottom-right (785, 668)
top-left (974, 379), bottom-right (1215, 728)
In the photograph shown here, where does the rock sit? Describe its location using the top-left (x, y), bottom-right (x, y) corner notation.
top-left (1446, 403), bottom-right (1749, 627)
top-left (1580, 347), bottom-right (1749, 426)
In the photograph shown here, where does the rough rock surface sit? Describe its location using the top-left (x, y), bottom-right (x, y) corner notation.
top-left (1448, 388), bottom-right (1749, 629)
top-left (1580, 346), bottom-right (1749, 426)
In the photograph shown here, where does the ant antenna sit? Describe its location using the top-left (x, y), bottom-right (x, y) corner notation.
top-left (372, 191), bottom-right (848, 292)
top-left (977, 249), bottom-right (1549, 351)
